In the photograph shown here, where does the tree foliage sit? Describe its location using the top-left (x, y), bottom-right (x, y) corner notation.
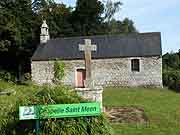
top-left (163, 52), bottom-right (180, 70)
top-left (104, 0), bottom-right (122, 22)
top-left (162, 51), bottom-right (180, 91)
top-left (32, 0), bottom-right (55, 12)
top-left (71, 0), bottom-right (104, 36)
top-left (104, 18), bottom-right (137, 34)
top-left (0, 0), bottom-right (35, 53)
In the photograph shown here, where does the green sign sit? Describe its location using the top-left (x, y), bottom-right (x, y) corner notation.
top-left (19, 102), bottom-right (101, 120)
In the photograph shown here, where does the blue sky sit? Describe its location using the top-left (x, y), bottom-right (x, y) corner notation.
top-left (56, 0), bottom-right (180, 54)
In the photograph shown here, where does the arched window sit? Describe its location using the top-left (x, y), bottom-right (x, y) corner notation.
top-left (131, 59), bottom-right (140, 72)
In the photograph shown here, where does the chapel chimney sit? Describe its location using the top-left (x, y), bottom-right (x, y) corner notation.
top-left (40, 20), bottom-right (50, 44)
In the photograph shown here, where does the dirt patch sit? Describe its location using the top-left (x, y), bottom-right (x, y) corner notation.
top-left (105, 107), bottom-right (148, 124)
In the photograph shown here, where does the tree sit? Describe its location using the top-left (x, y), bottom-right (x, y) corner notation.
top-left (0, 0), bottom-right (34, 51)
top-left (33, 0), bottom-right (74, 38)
top-left (163, 52), bottom-right (180, 70)
top-left (102, 18), bottom-right (137, 34)
top-left (40, 3), bottom-right (74, 38)
top-left (32, 0), bottom-right (55, 12)
top-left (0, 9), bottom-right (16, 52)
top-left (121, 18), bottom-right (137, 33)
top-left (104, 0), bottom-right (122, 22)
top-left (178, 49), bottom-right (180, 58)
top-left (0, 0), bottom-right (36, 79)
top-left (71, 0), bottom-right (104, 36)
top-left (103, 1), bottom-right (137, 34)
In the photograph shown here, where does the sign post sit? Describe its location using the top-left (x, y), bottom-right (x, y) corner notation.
top-left (19, 102), bottom-right (101, 134)
top-left (35, 105), bottom-right (40, 135)
top-left (35, 119), bottom-right (40, 135)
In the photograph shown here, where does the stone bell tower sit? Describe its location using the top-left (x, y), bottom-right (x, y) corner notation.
top-left (40, 20), bottom-right (50, 44)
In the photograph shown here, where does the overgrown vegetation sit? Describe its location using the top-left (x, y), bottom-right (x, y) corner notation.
top-left (104, 87), bottom-right (180, 135)
top-left (163, 70), bottom-right (180, 91)
top-left (54, 60), bottom-right (65, 81)
top-left (0, 81), bottom-right (112, 135)
top-left (162, 50), bottom-right (180, 91)
top-left (0, 70), bottom-right (16, 82)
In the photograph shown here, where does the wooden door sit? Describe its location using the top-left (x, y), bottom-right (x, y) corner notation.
top-left (76, 69), bottom-right (86, 88)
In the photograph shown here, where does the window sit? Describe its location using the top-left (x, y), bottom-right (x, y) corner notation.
top-left (131, 59), bottom-right (140, 72)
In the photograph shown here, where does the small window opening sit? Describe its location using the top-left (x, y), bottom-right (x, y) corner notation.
top-left (131, 59), bottom-right (140, 72)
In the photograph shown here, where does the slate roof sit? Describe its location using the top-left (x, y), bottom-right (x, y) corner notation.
top-left (31, 32), bottom-right (162, 61)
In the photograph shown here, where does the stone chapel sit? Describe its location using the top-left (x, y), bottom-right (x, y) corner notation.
top-left (31, 21), bottom-right (163, 87)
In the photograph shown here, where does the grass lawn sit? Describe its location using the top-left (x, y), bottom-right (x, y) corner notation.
top-left (103, 87), bottom-right (180, 135)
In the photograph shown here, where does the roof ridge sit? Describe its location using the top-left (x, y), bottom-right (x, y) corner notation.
top-left (50, 32), bottom-right (161, 41)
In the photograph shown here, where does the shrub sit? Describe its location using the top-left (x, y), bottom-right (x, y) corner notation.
top-left (0, 83), bottom-right (113, 135)
top-left (0, 70), bottom-right (16, 82)
top-left (54, 61), bottom-right (65, 81)
top-left (163, 70), bottom-right (180, 91)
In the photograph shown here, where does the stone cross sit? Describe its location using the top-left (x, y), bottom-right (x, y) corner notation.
top-left (79, 39), bottom-right (97, 88)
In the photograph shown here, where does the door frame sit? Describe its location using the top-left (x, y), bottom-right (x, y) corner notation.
top-left (75, 67), bottom-right (85, 88)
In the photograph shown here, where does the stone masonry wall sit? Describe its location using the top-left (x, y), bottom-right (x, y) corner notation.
top-left (31, 61), bottom-right (54, 84)
top-left (31, 56), bottom-right (162, 87)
